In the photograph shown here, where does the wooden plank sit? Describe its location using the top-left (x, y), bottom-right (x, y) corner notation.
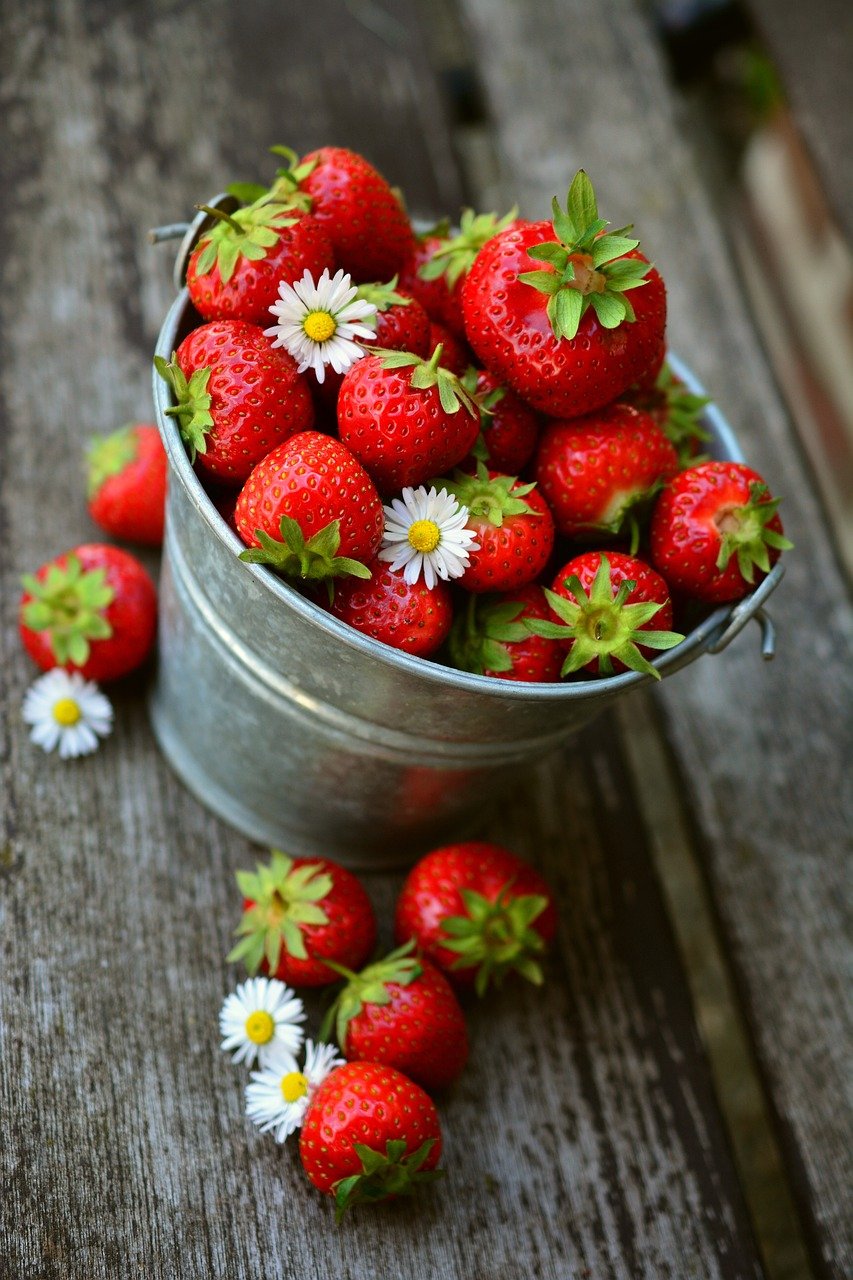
top-left (455, 0), bottom-right (853, 1276)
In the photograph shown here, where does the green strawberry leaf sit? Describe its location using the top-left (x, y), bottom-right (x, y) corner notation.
top-left (20, 552), bottom-right (115, 668)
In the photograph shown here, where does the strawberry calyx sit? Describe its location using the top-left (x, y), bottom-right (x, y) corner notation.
top-left (374, 346), bottom-right (480, 416)
top-left (519, 170), bottom-right (651, 341)
top-left (449, 594), bottom-right (528, 676)
top-left (192, 197), bottom-right (299, 284)
top-left (714, 482), bottom-right (793, 581)
top-left (228, 849), bottom-right (334, 974)
top-left (355, 276), bottom-right (413, 329)
top-left (319, 940), bottom-right (422, 1046)
top-left (526, 554), bottom-right (683, 680)
top-left (333, 1138), bottom-right (443, 1221)
top-left (419, 206), bottom-right (517, 288)
top-left (238, 515), bottom-right (372, 603)
top-left (86, 425), bottom-right (139, 498)
top-left (20, 553), bottom-right (115, 667)
top-left (264, 144), bottom-right (319, 210)
top-left (432, 461), bottom-right (538, 528)
top-left (154, 354), bottom-right (212, 462)
top-left (461, 367), bottom-right (506, 462)
top-left (441, 883), bottom-right (550, 996)
top-left (632, 362), bottom-right (712, 464)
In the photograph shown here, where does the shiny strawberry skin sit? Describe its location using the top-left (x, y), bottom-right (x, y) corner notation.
top-left (365, 293), bottom-right (432, 357)
top-left (533, 403), bottom-right (678, 537)
top-left (331, 559), bottom-right (453, 657)
top-left (87, 424), bottom-right (167, 546)
top-left (484, 584), bottom-right (565, 682)
top-left (186, 210), bottom-right (334, 326)
top-left (460, 479), bottom-right (555, 594)
top-left (235, 431), bottom-right (384, 563)
top-left (462, 221), bottom-right (666, 417)
top-left (429, 321), bottom-right (471, 377)
top-left (468, 369), bottom-right (540, 474)
top-left (397, 234), bottom-right (465, 335)
top-left (300, 1063), bottom-right (442, 1195)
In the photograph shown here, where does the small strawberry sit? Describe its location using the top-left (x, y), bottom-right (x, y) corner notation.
top-left (449, 585), bottom-right (564, 682)
top-left (229, 849), bottom-right (376, 988)
top-left (397, 224), bottom-right (462, 334)
top-left (299, 1062), bottom-right (443, 1217)
top-left (413, 206), bottom-right (518, 337)
top-left (462, 368), bottom-right (540, 475)
top-left (86, 424), bottom-right (167, 546)
top-left (533, 403), bottom-right (678, 546)
top-left (395, 841), bottom-right (557, 996)
top-left (330, 558), bottom-right (453, 657)
top-left (527, 551), bottom-right (683, 679)
top-left (337, 347), bottom-right (480, 492)
top-left (650, 462), bottom-right (792, 603)
top-left (320, 942), bottom-right (468, 1091)
top-left (625, 360), bottom-right (711, 464)
top-left (429, 321), bottom-right (471, 377)
top-left (434, 464), bottom-right (555, 594)
top-left (20, 544), bottom-right (157, 682)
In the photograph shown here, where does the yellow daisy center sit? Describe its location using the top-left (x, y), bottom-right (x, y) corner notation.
top-left (303, 310), bottom-right (337, 343)
top-left (280, 1070), bottom-right (309, 1103)
top-left (408, 519), bottom-right (441, 554)
top-left (52, 697), bottom-right (82, 726)
top-left (244, 1010), bottom-right (275, 1045)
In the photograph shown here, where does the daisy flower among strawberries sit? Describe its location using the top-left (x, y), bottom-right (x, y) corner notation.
top-left (264, 267), bottom-right (376, 382)
top-left (22, 669), bottom-right (113, 759)
top-left (219, 977), bottom-right (306, 1068)
top-left (245, 1039), bottom-right (344, 1143)
top-left (379, 485), bottom-right (479, 589)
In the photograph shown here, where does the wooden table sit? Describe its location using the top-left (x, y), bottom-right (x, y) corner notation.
top-left (1, 3), bottom-right (850, 1278)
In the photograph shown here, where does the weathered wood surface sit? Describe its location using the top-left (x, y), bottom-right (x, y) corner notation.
top-left (456, 1), bottom-right (853, 1276)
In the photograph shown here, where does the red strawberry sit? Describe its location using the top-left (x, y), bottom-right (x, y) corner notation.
top-left (337, 347), bottom-right (480, 492)
top-left (462, 172), bottom-right (666, 417)
top-left (229, 850), bottom-right (376, 988)
top-left (394, 841), bottom-right (557, 995)
top-left (410, 207), bottom-right (518, 337)
top-left (187, 199), bottom-right (334, 326)
top-left (321, 942), bottom-right (468, 1091)
top-left (330, 558), bottom-right (453, 657)
top-left (449, 584), bottom-right (564, 682)
top-left (398, 227), bottom-right (462, 334)
top-left (235, 432), bottom-right (384, 594)
top-left (435, 465), bottom-right (555, 594)
top-left (86, 424), bottom-right (167, 546)
top-left (624, 360), bottom-right (711, 464)
top-left (156, 320), bottom-right (314, 485)
top-left (461, 368), bottom-right (540, 475)
top-left (20, 544), bottom-right (157, 682)
top-left (533, 403), bottom-right (678, 545)
top-left (528, 551), bottom-right (683, 679)
top-left (650, 462), bottom-right (792, 603)
top-left (299, 1062), bottom-right (443, 1217)
top-left (429, 321), bottom-right (471, 377)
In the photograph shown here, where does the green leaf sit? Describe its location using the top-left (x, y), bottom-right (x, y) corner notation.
top-left (518, 269), bottom-right (561, 295)
top-left (551, 287), bottom-right (584, 340)
top-left (567, 170), bottom-right (598, 233)
top-left (589, 291), bottom-right (627, 329)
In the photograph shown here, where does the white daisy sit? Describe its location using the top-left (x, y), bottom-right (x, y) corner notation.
top-left (264, 267), bottom-right (377, 383)
top-left (245, 1039), bottom-right (343, 1143)
top-left (22, 669), bottom-right (113, 759)
top-left (219, 977), bottom-right (306, 1068)
top-left (379, 485), bottom-right (480, 589)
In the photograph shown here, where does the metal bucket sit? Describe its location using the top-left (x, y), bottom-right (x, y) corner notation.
top-left (149, 212), bottom-right (782, 868)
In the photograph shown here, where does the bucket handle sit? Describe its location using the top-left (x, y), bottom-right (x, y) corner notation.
top-left (705, 561), bottom-right (784, 660)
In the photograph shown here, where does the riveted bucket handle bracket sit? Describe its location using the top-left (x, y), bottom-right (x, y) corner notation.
top-left (706, 562), bottom-right (784, 659)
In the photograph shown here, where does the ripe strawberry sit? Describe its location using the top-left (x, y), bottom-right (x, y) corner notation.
top-left (435, 464), bottom-right (555, 594)
top-left (337, 347), bottom-right (480, 492)
top-left (650, 462), bottom-right (792, 603)
top-left (449, 584), bottom-right (564, 682)
top-left (86, 424), bottom-right (167, 546)
top-left (533, 403), bottom-right (678, 545)
top-left (229, 849), bottom-right (376, 988)
top-left (462, 172), bottom-right (666, 417)
top-left (429, 321), bottom-right (471, 377)
top-left (235, 432), bottom-right (384, 595)
top-left (20, 544), bottom-right (157, 682)
top-left (461, 368), bottom-right (540, 475)
top-left (156, 320), bottom-right (314, 485)
top-left (528, 551), bottom-right (683, 679)
top-left (625, 360), bottom-right (711, 465)
top-left (360, 279), bottom-right (431, 357)
top-left (320, 942), bottom-right (468, 1091)
top-left (397, 225), bottom-right (462, 334)
top-left (394, 841), bottom-right (557, 995)
top-left (330, 558), bottom-right (453, 657)
top-left (411, 207), bottom-right (518, 338)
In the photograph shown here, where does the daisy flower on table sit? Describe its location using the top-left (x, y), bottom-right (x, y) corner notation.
top-left (379, 485), bottom-right (479, 589)
top-left (265, 267), bottom-right (377, 383)
top-left (219, 976), bottom-right (306, 1069)
top-left (245, 1039), bottom-right (343, 1143)
top-left (22, 669), bottom-right (113, 759)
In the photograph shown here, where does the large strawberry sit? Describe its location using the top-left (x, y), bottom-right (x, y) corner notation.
top-left (650, 462), bottom-right (792, 603)
top-left (20, 544), bottom-right (157, 682)
top-left (330, 558), bottom-right (453, 657)
top-left (449, 584), bottom-right (564, 682)
top-left (462, 172), bottom-right (666, 417)
top-left (337, 347), bottom-right (480, 492)
top-left (412, 207), bottom-right (518, 337)
top-left (86, 424), bottom-right (167, 546)
top-left (320, 942), bottom-right (468, 1091)
top-left (395, 841), bottom-right (557, 996)
top-left (299, 1062), bottom-right (443, 1217)
top-left (229, 850), bottom-right (376, 988)
top-left (462, 368), bottom-right (540, 475)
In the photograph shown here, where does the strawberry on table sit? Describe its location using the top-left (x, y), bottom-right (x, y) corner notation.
top-left (462, 367), bottom-right (540, 476)
top-left (449, 584), bottom-right (565, 682)
top-left (330, 557), bottom-right (453, 657)
top-left (86, 424), bottom-right (167, 546)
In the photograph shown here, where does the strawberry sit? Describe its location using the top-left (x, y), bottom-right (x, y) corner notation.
top-left (330, 558), bottom-right (453, 657)
top-left (337, 347), bottom-right (480, 493)
top-left (625, 360), bottom-right (711, 464)
top-left (234, 431), bottom-right (384, 595)
top-left (394, 841), bottom-right (557, 995)
top-left (434, 464), bottom-right (555, 594)
top-left (449, 584), bottom-right (564, 682)
top-left (429, 321), bottom-right (471, 377)
top-left (320, 942), bottom-right (468, 1091)
top-left (156, 320), bottom-right (314, 485)
top-left (229, 850), bottom-right (376, 988)
top-left (527, 551), bottom-right (683, 679)
top-left (299, 1062), bottom-right (443, 1217)
top-left (86, 424), bottom-right (167, 546)
top-left (650, 462), bottom-right (792, 603)
top-left (397, 226), bottom-right (462, 334)
top-left (462, 172), bottom-right (666, 417)
top-left (462, 368), bottom-right (540, 475)
top-left (533, 402), bottom-right (678, 546)
top-left (412, 207), bottom-right (518, 338)
top-left (360, 279), bottom-right (431, 357)
top-left (20, 544), bottom-right (157, 682)
top-left (187, 198), bottom-right (334, 326)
